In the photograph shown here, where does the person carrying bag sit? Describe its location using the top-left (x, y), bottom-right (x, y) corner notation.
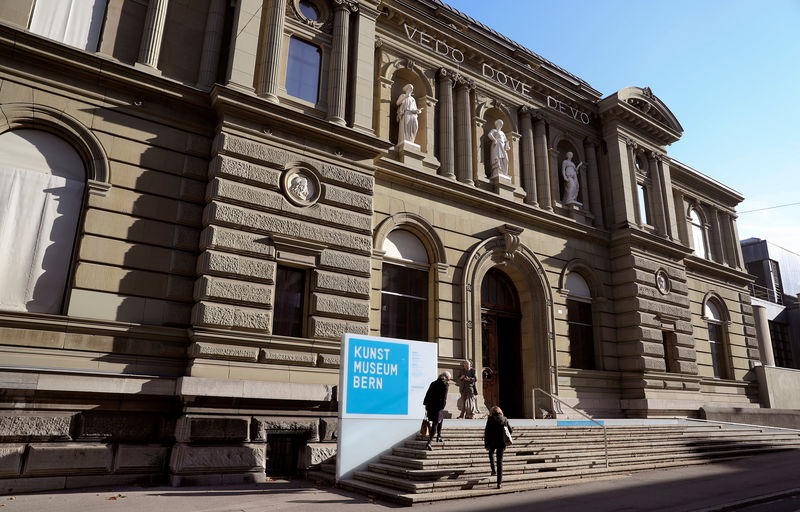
top-left (484, 406), bottom-right (512, 489)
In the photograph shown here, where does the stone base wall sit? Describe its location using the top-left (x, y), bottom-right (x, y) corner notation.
top-left (0, 411), bottom-right (174, 495)
top-left (0, 382), bottom-right (340, 494)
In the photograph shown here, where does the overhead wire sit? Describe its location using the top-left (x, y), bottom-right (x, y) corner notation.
top-left (738, 202), bottom-right (800, 214)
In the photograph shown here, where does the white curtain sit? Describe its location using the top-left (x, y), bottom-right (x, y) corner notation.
top-left (0, 130), bottom-right (85, 314)
top-left (29, 0), bottom-right (108, 52)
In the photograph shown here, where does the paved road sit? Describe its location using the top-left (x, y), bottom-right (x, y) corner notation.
top-left (2, 450), bottom-right (799, 512)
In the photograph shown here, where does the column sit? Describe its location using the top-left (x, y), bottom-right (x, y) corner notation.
top-left (255, 0), bottom-right (287, 102)
top-left (728, 214), bottom-right (744, 269)
top-left (578, 157), bottom-right (589, 209)
top-left (533, 115), bottom-right (551, 210)
top-left (753, 305), bottom-right (775, 366)
top-left (137, 0), bottom-right (170, 69)
top-left (626, 142), bottom-right (643, 225)
top-left (548, 147), bottom-right (560, 204)
top-left (657, 157), bottom-right (680, 240)
top-left (647, 151), bottom-right (667, 235)
top-left (711, 209), bottom-right (727, 264)
top-left (519, 107), bottom-right (537, 206)
top-left (437, 69), bottom-right (455, 179)
top-left (454, 76), bottom-right (474, 185)
top-left (350, 4), bottom-right (380, 133)
top-left (196, 0), bottom-right (226, 88)
top-left (584, 141), bottom-right (604, 227)
top-left (327, 1), bottom-right (355, 125)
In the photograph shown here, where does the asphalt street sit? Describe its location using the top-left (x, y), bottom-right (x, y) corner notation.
top-left (2, 449), bottom-right (799, 512)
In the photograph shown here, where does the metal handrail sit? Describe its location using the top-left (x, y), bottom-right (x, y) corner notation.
top-left (534, 387), bottom-right (608, 468)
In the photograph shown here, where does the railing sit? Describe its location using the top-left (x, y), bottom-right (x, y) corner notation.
top-left (534, 387), bottom-right (609, 468)
top-left (749, 283), bottom-right (783, 305)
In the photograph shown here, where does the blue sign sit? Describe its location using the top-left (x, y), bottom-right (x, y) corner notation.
top-left (345, 337), bottom-right (409, 415)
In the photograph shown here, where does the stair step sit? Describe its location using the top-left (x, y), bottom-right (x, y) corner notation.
top-left (338, 423), bottom-right (800, 504)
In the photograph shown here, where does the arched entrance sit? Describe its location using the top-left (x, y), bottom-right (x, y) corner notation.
top-left (480, 268), bottom-right (524, 418)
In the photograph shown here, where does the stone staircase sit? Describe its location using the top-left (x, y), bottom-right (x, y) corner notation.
top-left (338, 422), bottom-right (800, 505)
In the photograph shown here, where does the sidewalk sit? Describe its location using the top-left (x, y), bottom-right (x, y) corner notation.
top-left (2, 450), bottom-right (799, 511)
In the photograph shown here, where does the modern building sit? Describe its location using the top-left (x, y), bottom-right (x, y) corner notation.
top-left (0, 0), bottom-right (762, 490)
top-left (741, 238), bottom-right (800, 369)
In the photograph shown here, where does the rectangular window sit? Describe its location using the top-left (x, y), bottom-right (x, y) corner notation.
top-left (662, 331), bottom-right (677, 373)
top-left (273, 265), bottom-right (306, 337)
top-left (380, 263), bottom-right (428, 342)
top-left (567, 299), bottom-right (595, 369)
top-left (769, 321), bottom-right (794, 369)
top-left (286, 37), bottom-right (321, 103)
top-left (29, 0), bottom-right (107, 52)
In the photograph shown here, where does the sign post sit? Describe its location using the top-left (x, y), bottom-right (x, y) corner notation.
top-left (336, 333), bottom-right (437, 481)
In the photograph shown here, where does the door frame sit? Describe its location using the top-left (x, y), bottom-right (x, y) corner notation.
top-left (460, 231), bottom-right (556, 418)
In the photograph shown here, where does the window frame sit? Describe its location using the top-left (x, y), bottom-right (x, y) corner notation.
top-left (380, 259), bottom-right (430, 342)
top-left (285, 36), bottom-right (323, 105)
top-left (564, 271), bottom-right (597, 370)
top-left (703, 299), bottom-right (731, 380)
top-left (689, 207), bottom-right (709, 259)
top-left (272, 264), bottom-right (309, 338)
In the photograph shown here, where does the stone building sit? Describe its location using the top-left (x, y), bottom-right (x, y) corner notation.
top-left (0, 0), bottom-right (760, 491)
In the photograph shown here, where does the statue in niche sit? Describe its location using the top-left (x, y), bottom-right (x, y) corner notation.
top-left (290, 174), bottom-right (311, 201)
top-left (561, 152), bottom-right (584, 205)
top-left (488, 119), bottom-right (511, 177)
top-left (396, 83), bottom-right (423, 145)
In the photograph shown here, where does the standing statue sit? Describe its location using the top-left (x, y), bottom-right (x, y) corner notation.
top-left (488, 119), bottom-right (510, 177)
top-left (561, 151), bottom-right (584, 205)
top-left (396, 83), bottom-right (423, 145)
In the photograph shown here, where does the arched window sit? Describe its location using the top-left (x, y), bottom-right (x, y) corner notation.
top-left (565, 272), bottom-right (595, 369)
top-left (380, 230), bottom-right (429, 341)
top-left (0, 129), bottom-right (86, 313)
top-left (704, 300), bottom-right (729, 379)
top-left (689, 208), bottom-right (708, 259)
top-left (286, 36), bottom-right (321, 103)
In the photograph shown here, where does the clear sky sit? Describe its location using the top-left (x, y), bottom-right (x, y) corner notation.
top-left (445, 0), bottom-right (800, 255)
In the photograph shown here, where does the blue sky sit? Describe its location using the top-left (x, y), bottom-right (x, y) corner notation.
top-left (445, 0), bottom-right (800, 255)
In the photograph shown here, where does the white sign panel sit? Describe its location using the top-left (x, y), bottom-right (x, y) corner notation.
top-left (336, 334), bottom-right (438, 480)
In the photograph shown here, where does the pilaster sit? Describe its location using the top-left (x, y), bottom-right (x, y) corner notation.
top-left (647, 151), bottom-right (667, 236)
top-left (548, 146), bottom-right (560, 205)
top-left (584, 140), bottom-right (604, 227)
top-left (136, 0), bottom-right (169, 72)
top-left (327, 1), bottom-right (356, 125)
top-left (657, 157), bottom-right (680, 241)
top-left (519, 107), bottom-right (537, 206)
top-left (533, 115), bottom-right (551, 210)
top-left (350, 3), bottom-right (379, 134)
top-left (454, 75), bottom-right (474, 185)
top-left (197, 0), bottom-right (227, 89)
top-left (437, 68), bottom-right (455, 179)
top-left (255, 0), bottom-right (287, 102)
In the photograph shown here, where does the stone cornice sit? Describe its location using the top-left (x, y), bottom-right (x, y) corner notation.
top-left (609, 227), bottom-right (693, 260)
top-left (668, 158), bottom-right (745, 206)
top-left (210, 85), bottom-right (392, 160)
top-left (0, 22), bottom-right (208, 110)
top-left (375, 157), bottom-right (611, 245)
top-left (684, 255), bottom-right (755, 285)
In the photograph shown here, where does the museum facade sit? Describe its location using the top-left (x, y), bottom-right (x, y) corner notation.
top-left (0, 0), bottom-right (760, 489)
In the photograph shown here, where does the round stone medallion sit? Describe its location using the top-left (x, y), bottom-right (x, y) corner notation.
top-left (655, 269), bottom-right (671, 295)
top-left (283, 168), bottom-right (319, 207)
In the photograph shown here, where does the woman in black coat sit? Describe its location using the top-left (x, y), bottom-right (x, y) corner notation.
top-left (484, 405), bottom-right (512, 489)
top-left (422, 371), bottom-right (451, 450)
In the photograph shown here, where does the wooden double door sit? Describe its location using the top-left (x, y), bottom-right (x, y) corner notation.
top-left (480, 268), bottom-right (524, 418)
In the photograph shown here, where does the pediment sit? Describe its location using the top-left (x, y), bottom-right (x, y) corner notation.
top-left (599, 86), bottom-right (683, 145)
